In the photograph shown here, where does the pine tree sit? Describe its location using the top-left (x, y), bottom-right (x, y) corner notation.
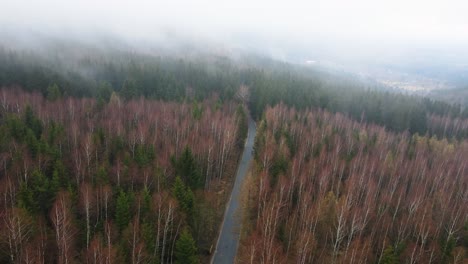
top-left (175, 228), bottom-right (199, 264)
top-left (18, 170), bottom-right (56, 214)
top-left (120, 79), bottom-right (137, 101)
top-left (174, 147), bottom-right (201, 189)
top-left (141, 187), bottom-right (151, 219)
top-left (235, 105), bottom-right (248, 147)
top-left (23, 105), bottom-right (42, 139)
top-left (47, 83), bottom-right (61, 101)
top-left (115, 190), bottom-right (132, 231)
top-left (381, 246), bottom-right (397, 264)
top-left (173, 176), bottom-right (194, 216)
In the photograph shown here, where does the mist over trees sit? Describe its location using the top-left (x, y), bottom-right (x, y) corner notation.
top-left (1, 44), bottom-right (467, 139)
top-left (0, 37), bottom-right (467, 263)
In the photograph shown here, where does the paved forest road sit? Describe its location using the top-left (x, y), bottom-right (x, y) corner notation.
top-left (211, 117), bottom-right (256, 264)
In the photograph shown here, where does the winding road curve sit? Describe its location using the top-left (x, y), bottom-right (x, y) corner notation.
top-left (211, 117), bottom-right (256, 264)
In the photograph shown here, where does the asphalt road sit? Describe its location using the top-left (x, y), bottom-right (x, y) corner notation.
top-left (211, 117), bottom-right (256, 264)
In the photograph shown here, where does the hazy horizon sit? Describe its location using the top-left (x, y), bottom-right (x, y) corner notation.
top-left (2, 0), bottom-right (468, 53)
top-left (2, 0), bottom-right (468, 93)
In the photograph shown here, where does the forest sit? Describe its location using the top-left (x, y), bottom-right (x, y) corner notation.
top-left (1, 46), bottom-right (468, 137)
top-left (239, 104), bottom-right (468, 263)
top-left (0, 88), bottom-right (246, 263)
top-left (0, 42), bottom-right (467, 263)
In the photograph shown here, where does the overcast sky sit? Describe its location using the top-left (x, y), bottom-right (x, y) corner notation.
top-left (2, 0), bottom-right (468, 61)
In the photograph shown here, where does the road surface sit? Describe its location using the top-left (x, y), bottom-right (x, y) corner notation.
top-left (211, 117), bottom-right (256, 264)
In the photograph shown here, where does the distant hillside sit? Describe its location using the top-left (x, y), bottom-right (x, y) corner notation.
top-left (1, 37), bottom-right (467, 137)
top-left (430, 87), bottom-right (468, 108)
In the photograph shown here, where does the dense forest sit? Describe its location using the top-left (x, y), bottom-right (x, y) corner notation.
top-left (1, 42), bottom-right (468, 264)
top-left (239, 104), bottom-right (468, 263)
top-left (1, 46), bottom-right (467, 138)
top-left (0, 88), bottom-right (247, 263)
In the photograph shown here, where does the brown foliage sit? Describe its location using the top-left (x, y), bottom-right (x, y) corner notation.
top-left (241, 104), bottom-right (468, 263)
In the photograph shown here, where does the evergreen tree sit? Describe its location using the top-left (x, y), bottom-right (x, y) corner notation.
top-left (174, 147), bottom-right (202, 189)
top-left (17, 170), bottom-right (56, 214)
top-left (23, 105), bottom-right (42, 139)
top-left (235, 105), bottom-right (248, 147)
top-left (175, 228), bottom-right (199, 264)
top-left (115, 190), bottom-right (132, 231)
top-left (381, 246), bottom-right (398, 264)
top-left (120, 78), bottom-right (137, 101)
top-left (47, 83), bottom-right (61, 101)
top-left (97, 81), bottom-right (113, 103)
top-left (141, 187), bottom-right (151, 219)
top-left (173, 176), bottom-right (194, 216)
top-left (192, 101), bottom-right (203, 120)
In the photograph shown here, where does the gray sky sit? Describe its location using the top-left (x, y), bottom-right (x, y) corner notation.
top-left (2, 0), bottom-right (468, 61)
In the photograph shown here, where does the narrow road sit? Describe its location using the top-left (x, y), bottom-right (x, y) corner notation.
top-left (211, 117), bottom-right (256, 264)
